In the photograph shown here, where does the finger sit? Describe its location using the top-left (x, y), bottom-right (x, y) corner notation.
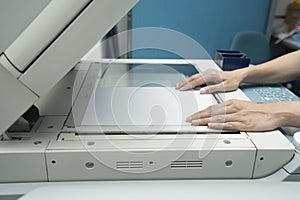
top-left (200, 83), bottom-right (226, 94)
top-left (179, 79), bottom-right (203, 91)
top-left (175, 74), bottom-right (198, 89)
top-left (186, 104), bottom-right (229, 122)
top-left (186, 110), bottom-right (209, 122)
top-left (208, 122), bottom-right (240, 130)
top-left (186, 113), bottom-right (199, 123)
top-left (176, 74), bottom-right (204, 90)
top-left (190, 114), bottom-right (237, 126)
top-left (190, 117), bottom-right (211, 126)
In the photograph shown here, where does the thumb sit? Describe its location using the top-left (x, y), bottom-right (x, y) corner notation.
top-left (200, 83), bottom-right (225, 94)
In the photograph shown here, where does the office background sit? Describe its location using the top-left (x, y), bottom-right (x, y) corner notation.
top-left (131, 0), bottom-right (272, 59)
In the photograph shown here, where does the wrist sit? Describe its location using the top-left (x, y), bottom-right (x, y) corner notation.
top-left (269, 102), bottom-right (300, 127)
top-left (235, 67), bottom-right (251, 83)
top-left (273, 112), bottom-right (291, 127)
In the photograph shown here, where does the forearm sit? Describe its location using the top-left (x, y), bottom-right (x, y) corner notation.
top-left (268, 101), bottom-right (300, 128)
top-left (238, 50), bottom-right (300, 84)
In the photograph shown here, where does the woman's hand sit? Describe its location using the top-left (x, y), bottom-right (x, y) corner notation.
top-left (175, 69), bottom-right (248, 94)
top-left (185, 99), bottom-right (290, 131)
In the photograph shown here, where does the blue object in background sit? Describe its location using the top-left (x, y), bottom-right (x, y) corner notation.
top-left (214, 50), bottom-right (250, 71)
top-left (132, 0), bottom-right (271, 59)
top-left (241, 84), bottom-right (300, 103)
top-left (292, 28), bottom-right (300, 41)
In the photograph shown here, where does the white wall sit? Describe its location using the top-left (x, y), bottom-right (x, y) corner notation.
top-left (275, 0), bottom-right (291, 15)
top-left (272, 0), bottom-right (292, 34)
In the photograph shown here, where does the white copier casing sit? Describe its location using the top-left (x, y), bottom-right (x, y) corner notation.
top-left (0, 1), bottom-right (300, 197)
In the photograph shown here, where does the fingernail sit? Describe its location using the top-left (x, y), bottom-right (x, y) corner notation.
top-left (191, 120), bottom-right (199, 125)
top-left (208, 123), bottom-right (215, 128)
top-left (200, 88), bottom-right (206, 94)
top-left (180, 86), bottom-right (186, 91)
top-left (186, 117), bottom-right (192, 122)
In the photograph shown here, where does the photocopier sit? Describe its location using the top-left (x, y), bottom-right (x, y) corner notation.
top-left (1, 0), bottom-right (300, 199)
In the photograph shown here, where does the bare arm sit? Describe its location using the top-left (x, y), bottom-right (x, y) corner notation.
top-left (176, 50), bottom-right (300, 93)
top-left (244, 50), bottom-right (300, 83)
top-left (176, 51), bottom-right (300, 132)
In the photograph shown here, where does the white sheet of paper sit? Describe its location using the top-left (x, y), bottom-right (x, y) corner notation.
top-left (80, 87), bottom-right (217, 128)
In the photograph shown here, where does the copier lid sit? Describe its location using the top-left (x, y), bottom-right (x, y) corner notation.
top-left (0, 0), bottom-right (138, 135)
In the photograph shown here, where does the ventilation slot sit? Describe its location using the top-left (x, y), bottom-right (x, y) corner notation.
top-left (171, 160), bottom-right (203, 169)
top-left (116, 161), bottom-right (143, 169)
